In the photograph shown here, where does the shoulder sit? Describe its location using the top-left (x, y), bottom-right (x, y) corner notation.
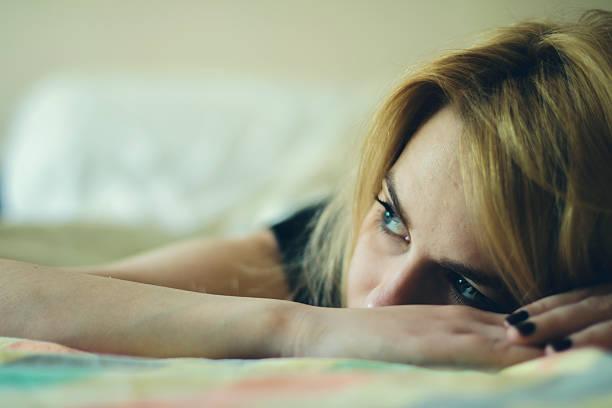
top-left (270, 203), bottom-right (326, 268)
top-left (269, 203), bottom-right (327, 305)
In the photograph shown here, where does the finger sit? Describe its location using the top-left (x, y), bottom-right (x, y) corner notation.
top-left (481, 342), bottom-right (545, 367)
top-left (506, 295), bottom-right (612, 345)
top-left (504, 283), bottom-right (612, 326)
top-left (505, 289), bottom-right (592, 326)
top-left (488, 342), bottom-right (545, 368)
top-left (545, 320), bottom-right (612, 355)
top-left (420, 333), bottom-right (544, 369)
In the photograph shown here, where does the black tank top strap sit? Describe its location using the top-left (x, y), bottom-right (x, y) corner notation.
top-left (270, 202), bottom-right (326, 305)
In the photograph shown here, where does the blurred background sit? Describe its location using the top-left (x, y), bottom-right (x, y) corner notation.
top-left (4, 0), bottom-right (611, 145)
top-left (0, 0), bottom-right (610, 265)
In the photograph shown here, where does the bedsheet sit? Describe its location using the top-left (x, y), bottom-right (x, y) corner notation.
top-left (0, 337), bottom-right (611, 407)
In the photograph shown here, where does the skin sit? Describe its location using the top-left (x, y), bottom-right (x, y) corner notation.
top-left (285, 106), bottom-right (544, 367)
top-left (347, 106), bottom-right (513, 311)
top-left (506, 284), bottom-right (612, 354)
top-left (0, 107), bottom-right (608, 366)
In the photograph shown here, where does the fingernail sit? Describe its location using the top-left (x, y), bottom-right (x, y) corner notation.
top-left (505, 310), bottom-right (529, 326)
top-left (549, 337), bottom-right (573, 352)
top-left (515, 321), bottom-right (536, 336)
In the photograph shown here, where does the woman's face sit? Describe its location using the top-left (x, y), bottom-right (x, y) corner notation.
top-left (347, 106), bottom-right (514, 312)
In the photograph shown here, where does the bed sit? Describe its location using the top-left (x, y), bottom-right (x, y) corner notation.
top-left (1, 77), bottom-right (610, 407)
top-left (1, 336), bottom-right (611, 407)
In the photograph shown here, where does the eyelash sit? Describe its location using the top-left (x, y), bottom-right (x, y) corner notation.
top-left (446, 271), bottom-right (502, 312)
top-left (374, 196), bottom-right (501, 312)
top-left (374, 196), bottom-right (407, 241)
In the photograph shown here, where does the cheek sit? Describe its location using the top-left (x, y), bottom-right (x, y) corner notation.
top-left (345, 207), bottom-right (458, 308)
top-left (346, 209), bottom-right (390, 307)
top-left (346, 236), bottom-right (379, 305)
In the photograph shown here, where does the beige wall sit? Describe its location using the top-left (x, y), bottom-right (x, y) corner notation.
top-left (1, 0), bottom-right (610, 143)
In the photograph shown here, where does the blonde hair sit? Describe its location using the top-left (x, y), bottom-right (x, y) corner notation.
top-left (299, 9), bottom-right (612, 308)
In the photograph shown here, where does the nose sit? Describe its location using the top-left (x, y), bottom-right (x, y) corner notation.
top-left (365, 259), bottom-right (436, 308)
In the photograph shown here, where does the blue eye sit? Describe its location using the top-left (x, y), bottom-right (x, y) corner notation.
top-left (382, 208), bottom-right (403, 234)
top-left (448, 271), bottom-right (501, 312)
top-left (454, 275), bottom-right (480, 301)
top-left (375, 197), bottom-right (407, 237)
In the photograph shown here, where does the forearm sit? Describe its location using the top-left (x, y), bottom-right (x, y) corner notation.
top-left (0, 259), bottom-right (298, 358)
top-left (68, 230), bottom-right (289, 300)
top-left (0, 259), bottom-right (545, 367)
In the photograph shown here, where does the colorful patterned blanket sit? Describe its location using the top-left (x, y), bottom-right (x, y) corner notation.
top-left (1, 337), bottom-right (611, 407)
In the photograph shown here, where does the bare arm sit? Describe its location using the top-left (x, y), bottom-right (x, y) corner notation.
top-left (0, 230), bottom-right (544, 366)
top-left (73, 229), bottom-right (290, 300)
top-left (0, 228), bottom-right (295, 358)
top-left (0, 258), bottom-right (297, 358)
top-left (0, 257), bottom-right (544, 366)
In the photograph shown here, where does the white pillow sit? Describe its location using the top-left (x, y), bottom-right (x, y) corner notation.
top-left (3, 76), bottom-right (373, 234)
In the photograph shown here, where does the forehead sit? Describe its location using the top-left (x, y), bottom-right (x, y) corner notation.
top-left (389, 107), bottom-right (488, 267)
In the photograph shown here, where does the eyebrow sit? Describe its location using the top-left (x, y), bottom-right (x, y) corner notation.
top-left (383, 171), bottom-right (506, 291)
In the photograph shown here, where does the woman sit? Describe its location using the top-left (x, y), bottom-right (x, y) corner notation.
top-left (0, 9), bottom-right (610, 368)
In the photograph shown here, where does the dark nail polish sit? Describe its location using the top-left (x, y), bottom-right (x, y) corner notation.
top-left (515, 321), bottom-right (536, 336)
top-left (549, 338), bottom-right (573, 352)
top-left (506, 310), bottom-right (529, 326)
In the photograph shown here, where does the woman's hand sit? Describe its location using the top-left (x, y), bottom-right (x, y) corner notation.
top-left (505, 284), bottom-right (612, 354)
top-left (286, 304), bottom-right (543, 368)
